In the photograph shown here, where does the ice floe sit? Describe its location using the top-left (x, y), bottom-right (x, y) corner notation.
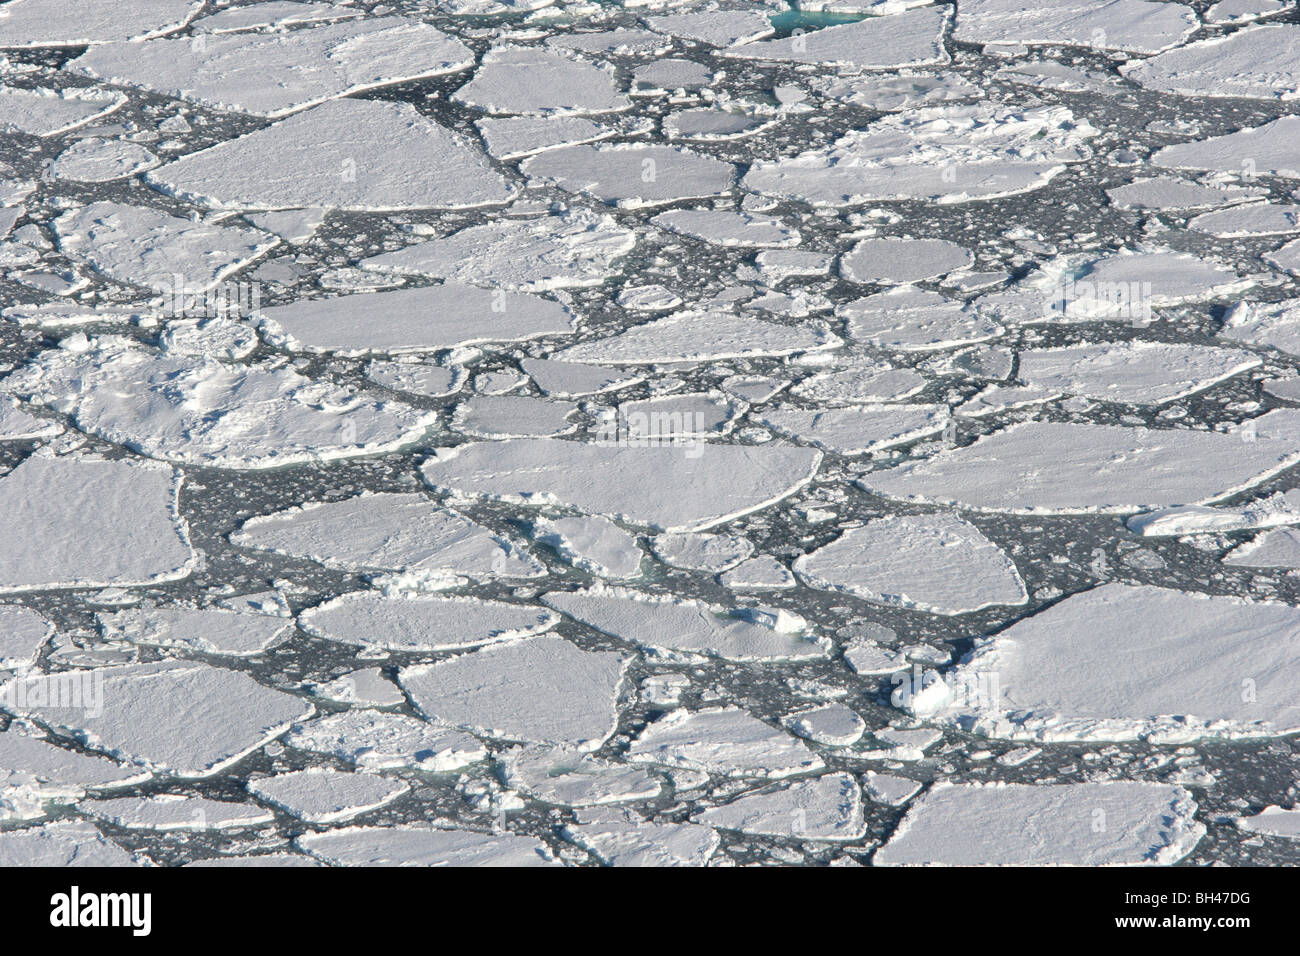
top-left (627, 707), bottom-right (824, 779)
top-left (697, 772), bottom-right (865, 841)
top-left (840, 238), bottom-right (973, 285)
top-left (249, 768), bottom-right (408, 824)
top-left (1122, 26), bottom-right (1300, 101)
top-left (533, 516), bottom-right (643, 579)
top-left (98, 606), bottom-right (292, 657)
top-left (953, 0), bottom-right (1197, 53)
top-left (286, 711), bottom-right (486, 773)
top-left (755, 404), bottom-right (950, 455)
top-left (521, 144), bottom-right (736, 208)
top-left (298, 825), bottom-right (555, 866)
top-left (82, 795), bottom-right (273, 831)
top-left (454, 46), bottom-right (630, 116)
top-left (300, 592), bottom-right (558, 652)
top-left (723, 7), bottom-right (949, 68)
top-left (552, 311), bottom-right (840, 364)
top-left (1015, 342), bottom-right (1259, 405)
top-left (0, 0), bottom-right (200, 47)
top-left (0, 86), bottom-right (125, 136)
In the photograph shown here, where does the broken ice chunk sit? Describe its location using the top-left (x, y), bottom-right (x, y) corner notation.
top-left (794, 513), bottom-right (1028, 615)
top-left (562, 813), bottom-right (718, 866)
top-left (783, 704), bottom-right (866, 747)
top-left (48, 138), bottom-right (158, 183)
top-left (841, 287), bottom-right (1003, 351)
top-left (1221, 299), bottom-right (1300, 356)
top-left (876, 781), bottom-right (1203, 865)
top-left (399, 636), bottom-right (628, 751)
top-left (718, 555), bottom-right (796, 591)
top-left (0, 820), bottom-right (134, 866)
top-left (521, 358), bottom-right (642, 398)
top-left (651, 208), bottom-right (799, 248)
top-left (1223, 527), bottom-right (1300, 568)
top-left (501, 746), bottom-right (662, 808)
top-left (1236, 806), bottom-right (1300, 838)
top-left (1153, 116), bottom-right (1300, 180)
top-left (452, 395), bottom-right (578, 439)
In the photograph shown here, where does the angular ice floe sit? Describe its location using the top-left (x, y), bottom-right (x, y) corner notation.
top-left (192, 1), bottom-right (362, 33)
top-left (1267, 238), bottom-right (1300, 277)
top-left (0, 398), bottom-right (59, 440)
top-left (0, 606), bottom-right (51, 669)
top-left (1237, 806), bottom-right (1300, 838)
top-left (0, 821), bottom-right (133, 866)
top-left (1153, 116), bottom-right (1300, 180)
top-left (82, 795), bottom-right (273, 831)
top-left (552, 311), bottom-right (839, 364)
top-left (257, 284), bottom-right (573, 355)
top-left (755, 404), bottom-right (950, 455)
top-left (298, 825), bottom-right (554, 866)
top-left (642, 10), bottom-right (775, 47)
top-left (862, 771), bottom-right (922, 806)
top-left (744, 104), bottom-right (1096, 206)
top-left (651, 209), bottom-right (798, 248)
top-left (3, 340), bottom-right (437, 469)
top-left (0, 0), bottom-right (199, 47)
top-left (4, 660), bottom-right (312, 777)
top-left (502, 746), bottom-right (662, 808)
top-left (927, 583), bottom-right (1300, 742)
top-left (543, 587), bottom-right (828, 662)
top-left (1223, 527), bottom-right (1300, 568)
top-left (360, 209), bottom-right (634, 291)
top-left (859, 410), bottom-right (1300, 514)
top-left (0, 455), bottom-right (194, 592)
top-left (399, 636), bottom-right (628, 751)
top-left (54, 202), bottom-right (277, 293)
top-left (875, 782), bottom-right (1203, 866)
top-left (453, 46), bottom-right (630, 116)
top-left (233, 493), bottom-right (540, 584)
top-left (698, 772), bottom-right (865, 842)
top-left (548, 28), bottom-right (670, 55)
top-left (477, 116), bottom-right (616, 160)
top-left (49, 138), bottom-right (159, 183)
top-left (0, 731), bottom-right (147, 821)
top-left (98, 606), bottom-right (292, 657)
top-left (794, 514), bottom-right (1028, 615)
top-left (521, 144), bottom-right (736, 209)
top-left (722, 7), bottom-right (948, 68)
top-left (1016, 342), bottom-right (1259, 405)
top-left (248, 769), bottom-right (407, 824)
top-left (521, 358), bottom-right (641, 398)
top-left (69, 18), bottom-right (473, 117)
top-left (650, 532), bottom-right (753, 572)
top-left (563, 813), bottom-right (718, 866)
top-left (421, 439), bottom-right (821, 531)
top-left (840, 238), bottom-right (973, 285)
top-left (1221, 299), bottom-right (1300, 356)
top-left (627, 707), bottom-right (823, 779)
top-left (791, 365), bottom-right (927, 405)
top-left (1121, 26), bottom-right (1300, 101)
top-left (0, 87), bottom-right (124, 136)
top-left (286, 711), bottom-right (486, 773)
top-left (954, 0), bottom-right (1197, 53)
top-left (664, 108), bottom-right (771, 141)
top-left (300, 592), bottom-right (558, 653)
top-left (1106, 176), bottom-right (1266, 211)
top-left (718, 555), bottom-right (795, 590)
top-left (452, 395), bottom-right (578, 439)
top-left (147, 99), bottom-right (513, 211)
top-left (1188, 203), bottom-right (1300, 238)
top-left (842, 288), bottom-right (1003, 351)
top-left (306, 668), bottom-right (404, 707)
top-left (533, 516), bottom-right (643, 579)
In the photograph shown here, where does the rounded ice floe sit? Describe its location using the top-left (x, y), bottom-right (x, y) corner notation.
top-left (248, 768), bottom-right (409, 824)
top-left (626, 707), bottom-right (824, 779)
top-left (794, 513), bottom-right (1028, 615)
top-left (147, 99), bottom-right (513, 211)
top-left (953, 0), bottom-right (1198, 54)
top-left (1015, 341), bottom-right (1260, 406)
top-left (359, 209), bottom-right (635, 291)
top-left (552, 310), bottom-right (840, 364)
top-left (297, 825), bottom-right (556, 866)
top-left (1106, 175), bottom-right (1266, 211)
top-left (651, 208), bottom-right (798, 248)
top-left (783, 704), bottom-right (866, 747)
top-left (721, 6), bottom-right (949, 68)
top-left (840, 287), bottom-right (1003, 351)
top-left (285, 710), bottom-right (486, 773)
top-left (697, 772), bottom-right (866, 842)
top-left (68, 17), bottom-right (474, 117)
top-left (859, 409), bottom-right (1300, 514)
top-left (755, 404), bottom-right (950, 456)
top-left (256, 283), bottom-right (574, 355)
top-left (650, 532), bottom-right (753, 572)
top-left (791, 365), bottom-right (928, 404)
top-left (662, 109), bottom-right (772, 141)
top-left (80, 795), bottom-right (273, 832)
top-left (617, 391), bottom-right (741, 440)
top-left (452, 395), bottom-right (579, 439)
top-left (718, 555), bottom-right (796, 591)
top-left (299, 591), bottom-right (559, 652)
top-left (632, 58), bottom-right (714, 94)
top-left (743, 103), bottom-right (1097, 206)
top-left (421, 438), bottom-right (822, 532)
top-left (47, 138), bottom-right (158, 182)
top-left (875, 782), bottom-right (1204, 866)
top-left (232, 492), bottom-right (541, 582)
top-left (453, 46), bottom-right (630, 116)
top-left (366, 361), bottom-right (462, 398)
top-left (839, 237), bottom-right (974, 285)
top-left (521, 144), bottom-right (736, 209)
top-left (97, 605), bottom-right (293, 657)
top-left (542, 587), bottom-right (828, 662)
top-left (2, 659), bottom-right (313, 778)
top-left (501, 746), bottom-right (662, 808)
top-left (0, 454), bottom-right (195, 593)
top-left (1121, 25), bottom-right (1300, 101)
top-left (923, 583), bottom-right (1300, 743)
top-left (398, 635), bottom-right (629, 751)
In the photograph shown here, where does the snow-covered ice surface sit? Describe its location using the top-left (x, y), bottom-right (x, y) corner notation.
top-left (1, 0), bottom-right (1299, 869)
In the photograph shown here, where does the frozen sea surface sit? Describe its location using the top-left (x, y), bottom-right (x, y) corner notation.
top-left (0, 0), bottom-right (1299, 867)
